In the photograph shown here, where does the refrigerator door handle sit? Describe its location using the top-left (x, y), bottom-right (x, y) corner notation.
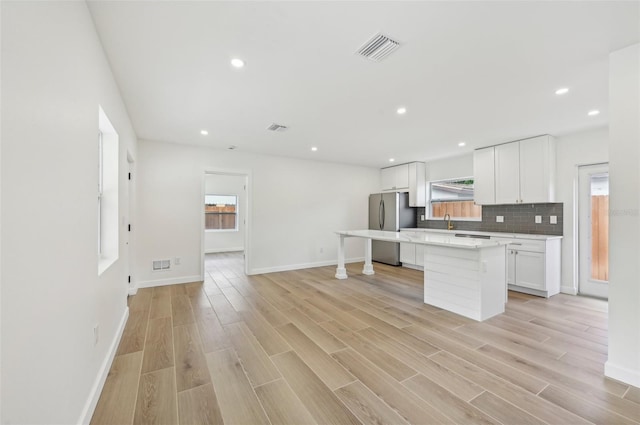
top-left (378, 199), bottom-right (383, 230)
top-left (381, 200), bottom-right (386, 229)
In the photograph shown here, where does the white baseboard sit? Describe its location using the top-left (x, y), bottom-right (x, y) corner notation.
top-left (248, 257), bottom-right (365, 276)
top-left (402, 263), bottom-right (424, 271)
top-left (77, 307), bottom-right (129, 425)
top-left (205, 247), bottom-right (244, 254)
top-left (136, 274), bottom-right (203, 289)
top-left (560, 284), bottom-right (578, 295)
top-left (605, 361), bottom-right (640, 387)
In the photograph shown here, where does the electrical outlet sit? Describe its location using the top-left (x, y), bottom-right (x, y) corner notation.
top-left (93, 324), bottom-right (99, 346)
top-left (420, 214), bottom-right (425, 221)
top-left (535, 215), bottom-right (542, 224)
top-left (550, 215), bottom-right (557, 224)
top-left (496, 216), bottom-right (504, 223)
top-left (174, 257), bottom-right (181, 266)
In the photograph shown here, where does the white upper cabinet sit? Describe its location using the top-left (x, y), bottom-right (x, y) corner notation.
top-left (395, 164), bottom-right (410, 190)
top-left (381, 163), bottom-right (409, 191)
top-left (473, 147), bottom-right (496, 205)
top-left (519, 135), bottom-right (556, 203)
top-left (381, 162), bottom-right (426, 207)
top-left (474, 135), bottom-right (556, 205)
top-left (495, 141), bottom-right (521, 204)
top-left (380, 167), bottom-right (397, 191)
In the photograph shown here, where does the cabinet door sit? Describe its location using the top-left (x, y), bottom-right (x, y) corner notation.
top-left (408, 162), bottom-right (426, 207)
top-left (495, 142), bottom-right (521, 204)
top-left (515, 251), bottom-right (545, 290)
top-left (507, 249), bottom-right (517, 285)
top-left (415, 244), bottom-right (425, 267)
top-left (381, 167), bottom-right (396, 191)
top-left (395, 164), bottom-right (410, 189)
top-left (473, 147), bottom-right (496, 204)
top-left (400, 242), bottom-right (416, 265)
top-left (519, 136), bottom-right (553, 203)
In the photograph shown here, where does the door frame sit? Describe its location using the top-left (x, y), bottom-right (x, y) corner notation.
top-left (126, 150), bottom-right (135, 295)
top-left (578, 162), bottom-right (609, 299)
top-left (200, 168), bottom-right (252, 279)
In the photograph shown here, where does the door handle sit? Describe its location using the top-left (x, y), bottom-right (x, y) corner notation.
top-left (381, 201), bottom-right (386, 229)
top-left (379, 200), bottom-right (384, 230)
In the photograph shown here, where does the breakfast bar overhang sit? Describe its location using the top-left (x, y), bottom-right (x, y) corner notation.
top-left (335, 230), bottom-right (509, 321)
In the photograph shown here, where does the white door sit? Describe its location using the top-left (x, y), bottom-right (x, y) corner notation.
top-left (579, 163), bottom-right (609, 298)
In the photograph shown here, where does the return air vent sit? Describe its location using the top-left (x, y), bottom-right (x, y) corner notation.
top-left (267, 123), bottom-right (288, 132)
top-left (356, 33), bottom-right (400, 62)
top-left (152, 259), bottom-right (171, 271)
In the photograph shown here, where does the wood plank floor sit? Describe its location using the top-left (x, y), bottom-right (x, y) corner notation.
top-left (91, 252), bottom-right (640, 425)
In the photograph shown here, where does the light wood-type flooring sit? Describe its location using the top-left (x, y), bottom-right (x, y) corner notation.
top-left (91, 252), bottom-right (640, 425)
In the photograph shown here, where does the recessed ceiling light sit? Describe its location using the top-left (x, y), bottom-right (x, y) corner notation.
top-left (588, 110), bottom-right (600, 116)
top-left (230, 58), bottom-right (245, 68)
top-left (389, 158), bottom-right (395, 162)
top-left (311, 147), bottom-right (318, 152)
top-left (458, 141), bottom-right (466, 147)
top-left (200, 130), bottom-right (208, 135)
top-left (396, 107), bottom-right (407, 115)
top-left (555, 88), bottom-right (569, 95)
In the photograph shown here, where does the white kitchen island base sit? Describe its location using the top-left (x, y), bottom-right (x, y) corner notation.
top-left (336, 230), bottom-right (507, 322)
top-left (423, 244), bottom-right (506, 321)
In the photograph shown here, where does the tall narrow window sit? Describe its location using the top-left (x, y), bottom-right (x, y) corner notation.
top-left (205, 195), bottom-right (238, 231)
top-left (98, 106), bottom-right (119, 275)
top-left (98, 130), bottom-right (104, 254)
top-left (429, 178), bottom-right (482, 220)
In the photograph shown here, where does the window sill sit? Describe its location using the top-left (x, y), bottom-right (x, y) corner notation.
top-left (98, 254), bottom-right (118, 276)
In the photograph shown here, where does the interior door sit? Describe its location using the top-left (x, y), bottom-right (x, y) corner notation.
top-left (579, 163), bottom-right (609, 299)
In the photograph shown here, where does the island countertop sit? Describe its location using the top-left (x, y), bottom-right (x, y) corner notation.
top-left (336, 229), bottom-right (510, 249)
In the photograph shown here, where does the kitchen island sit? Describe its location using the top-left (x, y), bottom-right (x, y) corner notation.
top-left (335, 230), bottom-right (509, 321)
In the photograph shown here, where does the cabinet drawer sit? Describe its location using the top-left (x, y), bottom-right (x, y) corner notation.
top-left (508, 239), bottom-right (545, 253)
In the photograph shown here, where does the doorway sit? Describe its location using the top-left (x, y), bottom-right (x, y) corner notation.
top-left (201, 171), bottom-right (250, 279)
top-left (125, 151), bottom-right (135, 294)
top-left (578, 163), bottom-right (609, 298)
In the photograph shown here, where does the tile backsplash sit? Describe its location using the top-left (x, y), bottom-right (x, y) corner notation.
top-left (416, 203), bottom-right (563, 235)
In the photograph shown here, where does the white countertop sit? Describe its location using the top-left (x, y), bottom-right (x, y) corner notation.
top-left (399, 228), bottom-right (563, 241)
top-left (336, 230), bottom-right (510, 249)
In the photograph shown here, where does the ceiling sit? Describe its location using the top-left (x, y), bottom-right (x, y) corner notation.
top-left (87, 1), bottom-right (639, 168)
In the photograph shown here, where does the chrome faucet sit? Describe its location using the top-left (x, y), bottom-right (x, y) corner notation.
top-left (444, 213), bottom-right (454, 230)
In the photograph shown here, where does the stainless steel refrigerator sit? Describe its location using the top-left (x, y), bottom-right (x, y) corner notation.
top-left (369, 192), bottom-right (417, 265)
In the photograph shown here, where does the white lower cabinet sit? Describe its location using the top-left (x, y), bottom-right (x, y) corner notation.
top-left (400, 242), bottom-right (416, 265)
top-left (400, 239), bottom-right (424, 269)
top-left (504, 238), bottom-right (560, 298)
top-left (508, 249), bottom-right (545, 291)
top-left (401, 230), bottom-right (561, 298)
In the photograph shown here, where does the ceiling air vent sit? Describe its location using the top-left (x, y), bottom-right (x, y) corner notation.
top-left (356, 33), bottom-right (400, 62)
top-left (267, 123), bottom-right (288, 132)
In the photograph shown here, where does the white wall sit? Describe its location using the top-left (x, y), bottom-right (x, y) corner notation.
top-left (606, 43), bottom-right (640, 387)
top-left (205, 173), bottom-right (246, 253)
top-left (1, 2), bottom-right (137, 424)
top-left (555, 127), bottom-right (609, 294)
top-left (135, 140), bottom-right (379, 287)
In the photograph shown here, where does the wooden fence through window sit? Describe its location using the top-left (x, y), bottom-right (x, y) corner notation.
top-left (591, 195), bottom-right (609, 281)
top-left (205, 205), bottom-right (237, 230)
top-left (431, 201), bottom-right (482, 219)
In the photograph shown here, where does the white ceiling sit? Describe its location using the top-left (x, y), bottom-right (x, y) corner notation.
top-left (88, 1), bottom-right (639, 168)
